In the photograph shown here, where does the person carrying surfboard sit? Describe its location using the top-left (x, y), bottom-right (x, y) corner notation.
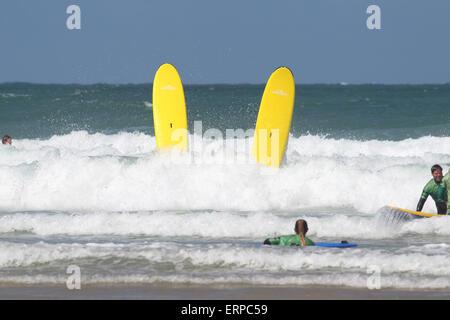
top-left (416, 164), bottom-right (447, 215)
top-left (263, 219), bottom-right (315, 246)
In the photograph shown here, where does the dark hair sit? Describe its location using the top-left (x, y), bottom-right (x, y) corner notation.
top-left (294, 219), bottom-right (308, 234)
top-left (2, 135), bottom-right (11, 144)
top-left (431, 164), bottom-right (443, 173)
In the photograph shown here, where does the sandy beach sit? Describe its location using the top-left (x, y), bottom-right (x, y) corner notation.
top-left (0, 284), bottom-right (448, 300)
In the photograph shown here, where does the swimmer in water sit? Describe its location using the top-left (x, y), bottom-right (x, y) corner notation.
top-left (263, 219), bottom-right (315, 246)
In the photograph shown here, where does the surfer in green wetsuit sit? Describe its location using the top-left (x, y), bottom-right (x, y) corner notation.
top-left (264, 219), bottom-right (315, 246)
top-left (416, 164), bottom-right (448, 215)
top-left (441, 168), bottom-right (450, 215)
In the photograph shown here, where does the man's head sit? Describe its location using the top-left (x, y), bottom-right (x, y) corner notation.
top-left (2, 135), bottom-right (11, 145)
top-left (431, 164), bottom-right (443, 183)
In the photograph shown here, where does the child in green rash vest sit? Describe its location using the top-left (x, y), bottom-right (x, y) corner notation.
top-left (264, 219), bottom-right (315, 246)
top-left (416, 164), bottom-right (448, 215)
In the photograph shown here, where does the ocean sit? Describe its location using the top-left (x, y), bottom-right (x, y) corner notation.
top-left (0, 82), bottom-right (450, 292)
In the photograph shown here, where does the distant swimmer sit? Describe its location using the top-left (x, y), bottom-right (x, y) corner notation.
top-left (264, 219), bottom-right (315, 246)
top-left (416, 164), bottom-right (447, 215)
top-left (2, 135), bottom-right (12, 145)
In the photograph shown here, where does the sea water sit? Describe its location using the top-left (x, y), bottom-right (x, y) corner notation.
top-left (0, 83), bottom-right (449, 290)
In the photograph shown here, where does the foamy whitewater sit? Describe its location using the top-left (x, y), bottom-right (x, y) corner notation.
top-left (0, 83), bottom-right (449, 290)
top-left (1, 132), bottom-right (450, 289)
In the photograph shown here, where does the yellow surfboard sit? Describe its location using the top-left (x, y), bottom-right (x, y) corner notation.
top-left (387, 206), bottom-right (442, 218)
top-left (377, 205), bottom-right (443, 225)
top-left (152, 63), bottom-right (188, 151)
top-left (252, 67), bottom-right (295, 167)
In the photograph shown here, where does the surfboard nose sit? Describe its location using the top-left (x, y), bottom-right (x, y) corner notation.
top-left (252, 67), bottom-right (295, 168)
top-left (152, 63), bottom-right (189, 151)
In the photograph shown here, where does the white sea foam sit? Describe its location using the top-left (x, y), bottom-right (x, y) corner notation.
top-left (2, 273), bottom-right (449, 289)
top-left (143, 101), bottom-right (153, 108)
top-left (0, 93), bottom-right (29, 98)
top-left (0, 240), bottom-right (448, 289)
top-left (1, 211), bottom-right (449, 239)
top-left (1, 131), bottom-right (449, 213)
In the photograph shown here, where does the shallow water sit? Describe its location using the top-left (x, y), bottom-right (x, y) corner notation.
top-left (0, 83), bottom-right (449, 290)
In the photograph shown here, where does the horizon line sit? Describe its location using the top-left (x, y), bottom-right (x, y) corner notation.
top-left (1, 81), bottom-right (450, 86)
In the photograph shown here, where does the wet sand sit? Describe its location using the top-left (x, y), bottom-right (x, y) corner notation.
top-left (0, 284), bottom-right (449, 300)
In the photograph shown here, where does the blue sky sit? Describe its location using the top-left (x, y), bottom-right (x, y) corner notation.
top-left (1, 0), bottom-right (449, 84)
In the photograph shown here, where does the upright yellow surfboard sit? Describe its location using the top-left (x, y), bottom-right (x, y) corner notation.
top-left (152, 63), bottom-right (188, 151)
top-left (252, 67), bottom-right (295, 167)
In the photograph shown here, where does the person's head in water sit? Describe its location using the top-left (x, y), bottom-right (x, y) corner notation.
top-left (294, 219), bottom-right (308, 246)
top-left (431, 164), bottom-right (443, 183)
top-left (2, 135), bottom-right (11, 145)
top-left (294, 219), bottom-right (308, 235)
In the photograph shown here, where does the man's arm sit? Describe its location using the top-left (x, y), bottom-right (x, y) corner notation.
top-left (416, 189), bottom-right (428, 212)
top-left (443, 171), bottom-right (450, 215)
top-left (416, 197), bottom-right (426, 212)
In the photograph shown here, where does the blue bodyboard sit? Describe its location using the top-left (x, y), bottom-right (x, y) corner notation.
top-left (315, 242), bottom-right (357, 248)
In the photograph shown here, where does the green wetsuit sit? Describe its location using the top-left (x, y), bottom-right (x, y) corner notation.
top-left (264, 234), bottom-right (315, 246)
top-left (442, 171), bottom-right (450, 215)
top-left (417, 177), bottom-right (447, 215)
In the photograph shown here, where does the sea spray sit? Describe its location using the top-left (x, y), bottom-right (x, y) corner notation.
top-left (1, 132), bottom-right (449, 213)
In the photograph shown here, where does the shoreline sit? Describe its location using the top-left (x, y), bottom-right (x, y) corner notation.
top-left (0, 284), bottom-right (448, 300)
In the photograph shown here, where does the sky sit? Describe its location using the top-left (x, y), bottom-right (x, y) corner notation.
top-left (1, 0), bottom-right (450, 84)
